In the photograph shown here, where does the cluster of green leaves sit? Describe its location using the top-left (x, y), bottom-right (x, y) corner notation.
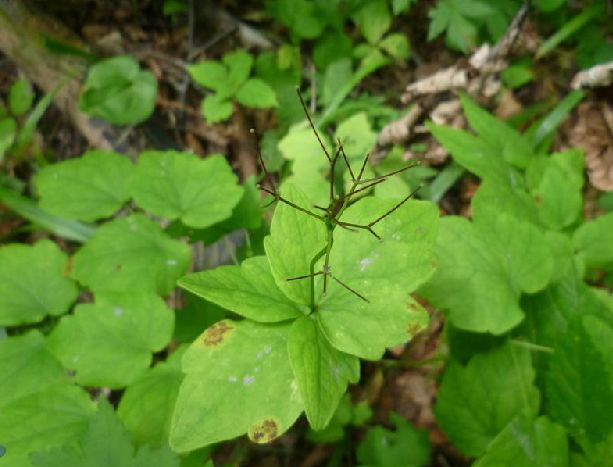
top-left (427, 0), bottom-right (522, 53)
top-left (80, 56), bottom-right (158, 125)
top-left (0, 147), bottom-right (256, 466)
top-left (419, 93), bottom-right (613, 465)
top-left (427, 0), bottom-right (613, 70)
top-left (0, 107), bottom-right (439, 464)
top-left (171, 178), bottom-right (439, 450)
top-left (188, 50), bottom-right (278, 123)
top-left (0, 78), bottom-right (58, 162)
top-left (266, 0), bottom-right (413, 70)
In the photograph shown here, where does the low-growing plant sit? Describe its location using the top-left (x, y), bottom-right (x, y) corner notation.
top-left (187, 49), bottom-right (278, 124)
top-left (419, 93), bottom-right (613, 465)
top-left (0, 78), bottom-right (60, 162)
top-left (169, 96), bottom-right (438, 449)
top-left (79, 55), bottom-right (158, 125)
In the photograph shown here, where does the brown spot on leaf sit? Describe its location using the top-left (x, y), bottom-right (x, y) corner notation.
top-left (248, 418), bottom-right (279, 444)
top-left (431, 259), bottom-right (438, 269)
top-left (200, 320), bottom-right (234, 347)
top-left (533, 193), bottom-right (542, 206)
top-left (64, 256), bottom-right (74, 276)
top-left (115, 263), bottom-right (123, 272)
top-left (408, 323), bottom-right (423, 336)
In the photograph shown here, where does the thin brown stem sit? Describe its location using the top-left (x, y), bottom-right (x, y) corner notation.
top-left (296, 87), bottom-right (332, 162)
top-left (287, 271), bottom-right (324, 282)
top-left (329, 272), bottom-right (369, 303)
top-left (368, 185), bottom-right (422, 228)
top-left (337, 139), bottom-right (356, 181)
top-left (356, 162), bottom-right (420, 185)
top-left (336, 221), bottom-right (381, 240)
top-left (259, 186), bottom-right (326, 223)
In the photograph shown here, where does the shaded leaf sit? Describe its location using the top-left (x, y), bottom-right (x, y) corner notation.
top-left (474, 412), bottom-right (568, 467)
top-left (0, 240), bottom-right (77, 326)
top-left (118, 348), bottom-right (185, 447)
top-left (80, 56), bottom-right (157, 125)
top-left (434, 342), bottom-right (540, 456)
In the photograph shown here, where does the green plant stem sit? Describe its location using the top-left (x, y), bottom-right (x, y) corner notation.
top-left (510, 339), bottom-right (554, 354)
top-left (0, 185), bottom-right (95, 242)
top-left (317, 56), bottom-right (390, 128)
top-left (536, 4), bottom-right (602, 59)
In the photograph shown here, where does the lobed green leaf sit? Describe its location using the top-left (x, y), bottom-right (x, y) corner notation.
top-left (35, 149), bottom-right (134, 221)
top-left (130, 151), bottom-right (243, 228)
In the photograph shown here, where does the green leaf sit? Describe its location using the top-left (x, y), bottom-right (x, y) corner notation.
top-left (235, 78), bottom-right (278, 108)
top-left (131, 151), bottom-right (242, 228)
top-left (187, 60), bottom-right (228, 93)
top-left (502, 58), bottom-right (535, 89)
top-left (223, 50), bottom-right (253, 93)
top-left (428, 0), bottom-right (491, 52)
top-left (0, 240), bottom-right (77, 326)
top-left (354, 0), bottom-right (391, 44)
top-left (322, 59), bottom-right (353, 108)
top-left (279, 126), bottom-right (333, 173)
top-left (392, 0), bottom-right (417, 15)
top-left (47, 292), bottom-right (174, 388)
top-left (80, 56), bottom-right (157, 125)
top-left (197, 175), bottom-right (263, 241)
top-left (335, 112), bottom-right (376, 160)
top-left (201, 93), bottom-right (233, 123)
top-left (8, 78), bottom-right (34, 116)
top-left (118, 348), bottom-right (184, 447)
top-left (434, 342), bottom-right (540, 456)
top-left (458, 93), bottom-right (533, 169)
top-left (573, 213), bottom-right (613, 270)
top-left (379, 33), bottom-right (411, 60)
top-left (35, 150), bottom-right (134, 221)
top-left (13, 80), bottom-right (61, 153)
top-left (0, 332), bottom-right (68, 409)
top-left (30, 400), bottom-right (180, 467)
top-left (313, 32), bottom-right (354, 70)
top-left (162, 0), bottom-right (187, 15)
top-left (534, 0), bottom-right (565, 12)
top-left (170, 320), bottom-right (303, 451)
top-left (274, 0), bottom-right (325, 39)
top-left (264, 184), bottom-right (328, 305)
top-left (317, 198), bottom-right (437, 359)
top-left (357, 412), bottom-right (432, 467)
top-left (0, 386), bottom-right (95, 467)
top-left (474, 412), bottom-right (568, 467)
top-left (546, 314), bottom-right (613, 445)
top-left (180, 256), bottom-right (303, 322)
top-left (0, 184), bottom-right (95, 243)
top-left (426, 123), bottom-right (500, 179)
top-left (471, 178), bottom-right (538, 227)
top-left (71, 214), bottom-right (190, 295)
top-left (420, 211), bottom-right (553, 334)
top-left (0, 117), bottom-right (16, 160)
top-left (531, 150), bottom-right (583, 230)
top-left (288, 316), bottom-right (359, 429)
top-left (522, 267), bottom-right (613, 351)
